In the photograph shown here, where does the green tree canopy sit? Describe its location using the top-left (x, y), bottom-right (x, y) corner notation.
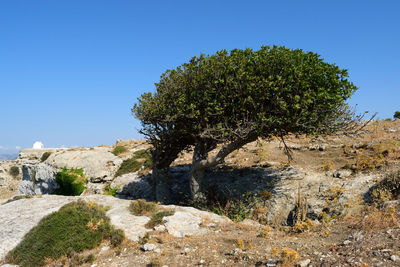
top-left (133, 45), bottom-right (359, 201)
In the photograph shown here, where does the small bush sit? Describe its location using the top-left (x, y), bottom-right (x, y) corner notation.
top-left (9, 166), bottom-right (19, 177)
top-left (129, 199), bottom-right (157, 216)
top-left (115, 149), bottom-right (152, 177)
top-left (145, 210), bottom-right (175, 229)
top-left (6, 200), bottom-right (124, 267)
top-left (104, 184), bottom-right (120, 197)
top-left (55, 168), bottom-right (87, 196)
top-left (40, 152), bottom-right (52, 162)
top-left (112, 145), bottom-right (128, 156)
top-left (370, 170), bottom-right (400, 204)
top-left (281, 248), bottom-right (299, 265)
top-left (394, 111), bottom-right (400, 120)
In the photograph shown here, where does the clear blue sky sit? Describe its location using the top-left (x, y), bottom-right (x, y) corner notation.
top-left (1, 0), bottom-right (399, 152)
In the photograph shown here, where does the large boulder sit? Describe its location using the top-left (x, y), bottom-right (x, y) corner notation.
top-left (18, 163), bottom-right (58, 195)
top-left (46, 148), bottom-right (123, 183)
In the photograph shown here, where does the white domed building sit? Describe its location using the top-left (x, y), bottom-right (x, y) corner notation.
top-left (32, 141), bottom-right (44, 149)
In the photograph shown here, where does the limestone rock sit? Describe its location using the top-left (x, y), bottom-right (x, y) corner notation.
top-left (142, 243), bottom-right (157, 251)
top-left (333, 170), bottom-right (352, 179)
top-left (298, 259), bottom-right (311, 267)
top-left (46, 148), bottom-right (122, 182)
top-left (163, 206), bottom-right (229, 238)
top-left (163, 211), bottom-right (207, 237)
top-left (18, 163), bottom-right (58, 195)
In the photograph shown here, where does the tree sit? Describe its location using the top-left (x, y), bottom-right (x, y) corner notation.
top-left (133, 45), bottom-right (359, 202)
top-left (394, 111), bottom-right (400, 120)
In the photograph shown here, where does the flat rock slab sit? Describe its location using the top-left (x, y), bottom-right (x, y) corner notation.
top-left (0, 195), bottom-right (230, 260)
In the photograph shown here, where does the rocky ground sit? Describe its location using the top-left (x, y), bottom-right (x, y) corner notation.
top-left (0, 120), bottom-right (399, 266)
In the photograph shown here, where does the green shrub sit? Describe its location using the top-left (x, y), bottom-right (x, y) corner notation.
top-left (40, 152), bottom-right (52, 162)
top-left (145, 210), bottom-right (175, 229)
top-left (394, 111), bottom-right (400, 120)
top-left (114, 149), bottom-right (152, 177)
top-left (112, 145), bottom-right (128, 156)
top-left (129, 199), bottom-right (157, 216)
top-left (6, 200), bottom-right (124, 267)
top-left (9, 166), bottom-right (19, 177)
top-left (55, 168), bottom-right (87, 196)
top-left (104, 184), bottom-right (120, 197)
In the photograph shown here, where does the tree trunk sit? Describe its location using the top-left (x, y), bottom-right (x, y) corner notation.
top-left (153, 167), bottom-right (171, 203)
top-left (189, 143), bottom-right (208, 201)
top-left (189, 134), bottom-right (258, 201)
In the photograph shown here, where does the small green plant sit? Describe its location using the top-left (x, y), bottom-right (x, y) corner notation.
top-left (55, 168), bottom-right (87, 196)
top-left (40, 152), bottom-right (52, 162)
top-left (9, 166), bottom-right (19, 177)
top-left (129, 199), bottom-right (157, 216)
top-left (5, 200), bottom-right (124, 267)
top-left (112, 145), bottom-right (128, 156)
top-left (138, 232), bottom-right (150, 244)
top-left (145, 210), bottom-right (175, 229)
top-left (115, 149), bottom-right (152, 177)
top-left (104, 184), bottom-right (120, 197)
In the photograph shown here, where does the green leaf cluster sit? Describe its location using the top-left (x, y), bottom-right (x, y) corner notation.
top-left (55, 167), bottom-right (87, 196)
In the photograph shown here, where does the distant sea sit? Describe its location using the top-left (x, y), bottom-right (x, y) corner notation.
top-left (0, 153), bottom-right (18, 161)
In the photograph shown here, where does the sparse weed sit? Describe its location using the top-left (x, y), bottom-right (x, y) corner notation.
top-left (138, 232), bottom-right (151, 245)
top-left (236, 239), bottom-right (244, 250)
top-left (281, 248), bottom-right (299, 266)
top-left (129, 199), bottom-right (157, 216)
top-left (145, 210), bottom-right (175, 229)
top-left (258, 225), bottom-right (273, 238)
top-left (9, 166), bottom-right (19, 177)
top-left (322, 161), bottom-right (334, 171)
top-left (112, 145), bottom-right (128, 156)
